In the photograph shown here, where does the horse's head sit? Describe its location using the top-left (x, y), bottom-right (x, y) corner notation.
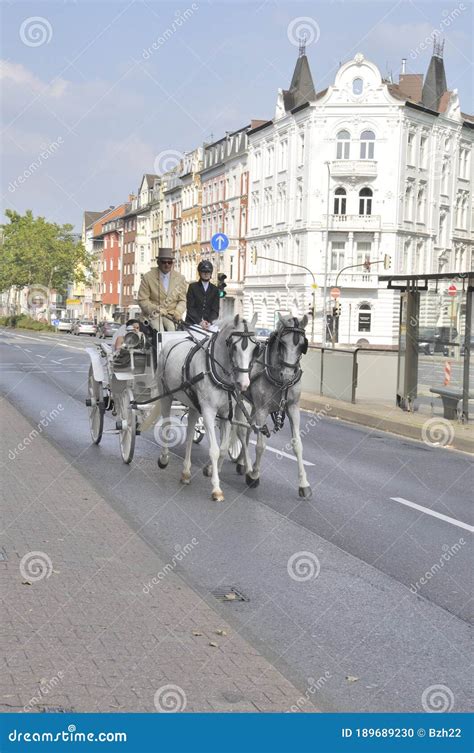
top-left (272, 313), bottom-right (309, 381)
top-left (222, 313), bottom-right (260, 391)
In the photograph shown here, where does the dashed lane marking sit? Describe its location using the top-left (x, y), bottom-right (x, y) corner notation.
top-left (390, 497), bottom-right (474, 533)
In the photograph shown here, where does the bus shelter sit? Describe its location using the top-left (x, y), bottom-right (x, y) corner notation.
top-left (379, 273), bottom-right (473, 423)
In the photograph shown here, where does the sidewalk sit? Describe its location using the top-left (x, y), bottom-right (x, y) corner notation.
top-left (0, 399), bottom-right (316, 714)
top-left (300, 393), bottom-right (473, 455)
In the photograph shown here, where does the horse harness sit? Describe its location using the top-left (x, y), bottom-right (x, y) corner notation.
top-left (248, 318), bottom-right (308, 435)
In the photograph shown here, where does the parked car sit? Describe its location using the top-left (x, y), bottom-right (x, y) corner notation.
top-left (73, 320), bottom-right (97, 336)
top-left (417, 328), bottom-right (436, 355)
top-left (97, 321), bottom-right (121, 339)
top-left (56, 318), bottom-right (73, 333)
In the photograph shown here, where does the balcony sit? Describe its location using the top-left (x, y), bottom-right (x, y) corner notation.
top-left (324, 272), bottom-right (379, 289)
top-left (330, 160), bottom-right (377, 177)
top-left (325, 214), bottom-right (381, 230)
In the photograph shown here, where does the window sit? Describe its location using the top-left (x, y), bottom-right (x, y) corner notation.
top-left (416, 187), bottom-right (426, 222)
top-left (356, 241), bottom-right (371, 268)
top-left (298, 132), bottom-right (305, 165)
top-left (296, 180), bottom-right (303, 218)
top-left (265, 145), bottom-right (274, 175)
top-left (140, 246), bottom-right (145, 263)
top-left (360, 130), bottom-right (375, 159)
top-left (358, 304), bottom-right (371, 332)
top-left (420, 135), bottom-right (427, 168)
top-left (330, 241), bottom-right (345, 271)
top-left (407, 132), bottom-right (415, 164)
top-left (405, 183), bottom-right (414, 221)
top-left (353, 78), bottom-right (363, 95)
top-left (336, 130), bottom-right (350, 160)
top-left (334, 187), bottom-right (346, 215)
top-left (278, 139), bottom-right (288, 171)
top-left (359, 187), bottom-right (372, 215)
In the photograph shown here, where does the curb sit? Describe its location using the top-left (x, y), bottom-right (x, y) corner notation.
top-left (300, 394), bottom-right (474, 455)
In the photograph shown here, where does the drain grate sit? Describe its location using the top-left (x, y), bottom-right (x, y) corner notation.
top-left (40, 706), bottom-right (74, 713)
top-left (212, 586), bottom-right (249, 602)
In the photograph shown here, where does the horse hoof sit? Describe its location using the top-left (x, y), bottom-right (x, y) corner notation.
top-left (245, 474), bottom-right (260, 488)
top-left (236, 463), bottom-right (245, 475)
top-left (211, 490), bottom-right (225, 502)
top-left (202, 463), bottom-right (212, 477)
top-left (157, 457), bottom-right (169, 469)
top-left (299, 486), bottom-right (313, 499)
top-left (180, 472), bottom-right (191, 485)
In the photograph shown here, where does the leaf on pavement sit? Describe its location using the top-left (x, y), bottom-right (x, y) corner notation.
top-left (21, 580), bottom-right (32, 586)
top-left (192, 630), bottom-right (203, 636)
top-left (345, 675), bottom-right (359, 683)
top-left (224, 593), bottom-right (236, 601)
top-left (208, 641), bottom-right (218, 648)
top-left (215, 629), bottom-right (227, 636)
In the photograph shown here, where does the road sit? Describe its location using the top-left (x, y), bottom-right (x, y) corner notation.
top-left (0, 327), bottom-right (472, 713)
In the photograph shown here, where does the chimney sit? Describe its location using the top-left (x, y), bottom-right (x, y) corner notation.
top-left (401, 58), bottom-right (406, 74)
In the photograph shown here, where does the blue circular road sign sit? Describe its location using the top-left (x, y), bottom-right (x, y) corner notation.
top-left (211, 233), bottom-right (229, 252)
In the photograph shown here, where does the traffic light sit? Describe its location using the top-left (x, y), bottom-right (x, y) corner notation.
top-left (217, 273), bottom-right (227, 298)
top-left (251, 249), bottom-right (258, 264)
top-left (383, 254), bottom-right (392, 270)
top-left (332, 300), bottom-right (341, 317)
top-left (308, 305), bottom-right (314, 318)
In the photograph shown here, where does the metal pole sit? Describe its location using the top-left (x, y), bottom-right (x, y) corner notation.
top-left (462, 287), bottom-right (472, 422)
top-left (322, 161), bottom-right (331, 346)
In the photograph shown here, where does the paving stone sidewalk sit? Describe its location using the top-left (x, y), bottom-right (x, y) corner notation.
top-left (0, 399), bottom-right (316, 713)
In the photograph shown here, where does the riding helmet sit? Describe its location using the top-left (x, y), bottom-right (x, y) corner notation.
top-left (198, 260), bottom-right (213, 274)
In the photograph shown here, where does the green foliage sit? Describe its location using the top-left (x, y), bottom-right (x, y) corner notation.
top-left (0, 314), bottom-right (54, 331)
top-left (0, 209), bottom-right (93, 295)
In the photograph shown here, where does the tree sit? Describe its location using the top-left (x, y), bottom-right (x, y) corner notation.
top-left (0, 210), bottom-right (93, 315)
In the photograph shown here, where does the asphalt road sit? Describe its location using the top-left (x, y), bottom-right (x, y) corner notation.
top-left (0, 328), bottom-right (472, 713)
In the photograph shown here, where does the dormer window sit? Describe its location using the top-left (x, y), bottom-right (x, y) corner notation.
top-left (353, 78), bottom-right (363, 95)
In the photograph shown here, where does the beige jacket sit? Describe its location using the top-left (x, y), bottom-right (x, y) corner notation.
top-left (137, 268), bottom-right (187, 320)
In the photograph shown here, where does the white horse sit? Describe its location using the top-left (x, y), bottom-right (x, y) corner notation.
top-left (156, 314), bottom-right (259, 501)
top-left (232, 314), bottom-right (312, 498)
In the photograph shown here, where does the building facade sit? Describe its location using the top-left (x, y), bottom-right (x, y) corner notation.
top-left (244, 46), bottom-right (473, 344)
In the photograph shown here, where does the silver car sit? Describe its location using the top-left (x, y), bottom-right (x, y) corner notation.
top-left (73, 320), bottom-right (97, 336)
top-left (56, 318), bottom-right (73, 333)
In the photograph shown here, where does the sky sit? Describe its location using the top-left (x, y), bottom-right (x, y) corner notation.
top-left (1, 0), bottom-right (472, 232)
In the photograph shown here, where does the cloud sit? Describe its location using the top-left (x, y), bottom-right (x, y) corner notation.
top-left (0, 60), bottom-right (68, 99)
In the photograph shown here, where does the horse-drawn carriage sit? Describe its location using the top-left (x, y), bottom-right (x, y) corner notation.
top-left (85, 328), bottom-right (204, 464)
top-left (85, 314), bottom-right (312, 501)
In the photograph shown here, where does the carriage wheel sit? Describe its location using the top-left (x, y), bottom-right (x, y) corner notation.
top-left (87, 366), bottom-right (104, 444)
top-left (118, 387), bottom-right (136, 464)
top-left (228, 431), bottom-right (242, 463)
top-left (193, 416), bottom-right (205, 444)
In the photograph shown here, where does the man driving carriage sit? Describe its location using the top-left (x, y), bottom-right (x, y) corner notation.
top-left (137, 248), bottom-right (187, 331)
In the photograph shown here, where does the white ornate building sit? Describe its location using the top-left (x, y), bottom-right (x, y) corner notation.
top-left (244, 44), bottom-right (473, 344)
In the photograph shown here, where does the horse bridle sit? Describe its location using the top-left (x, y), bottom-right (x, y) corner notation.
top-left (225, 321), bottom-right (261, 376)
top-left (267, 318), bottom-right (308, 371)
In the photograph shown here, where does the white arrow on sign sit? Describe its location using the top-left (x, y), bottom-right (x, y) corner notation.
top-left (215, 235), bottom-right (226, 249)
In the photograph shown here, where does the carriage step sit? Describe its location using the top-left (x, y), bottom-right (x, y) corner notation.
top-left (103, 429), bottom-right (120, 434)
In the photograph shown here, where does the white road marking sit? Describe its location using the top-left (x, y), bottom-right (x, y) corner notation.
top-left (5, 332), bottom-right (84, 352)
top-left (248, 439), bottom-right (314, 466)
top-left (390, 497), bottom-right (474, 533)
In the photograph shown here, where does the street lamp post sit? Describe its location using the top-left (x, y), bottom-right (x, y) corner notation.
top-left (322, 161), bottom-right (331, 346)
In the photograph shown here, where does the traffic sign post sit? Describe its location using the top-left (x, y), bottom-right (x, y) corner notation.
top-left (211, 233), bottom-right (229, 253)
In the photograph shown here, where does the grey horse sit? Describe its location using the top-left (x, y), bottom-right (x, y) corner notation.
top-left (231, 314), bottom-right (312, 498)
top-left (156, 314), bottom-right (259, 501)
